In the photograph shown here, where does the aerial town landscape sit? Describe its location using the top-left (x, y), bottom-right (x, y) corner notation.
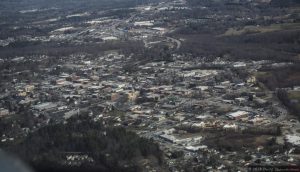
top-left (0, 0), bottom-right (300, 171)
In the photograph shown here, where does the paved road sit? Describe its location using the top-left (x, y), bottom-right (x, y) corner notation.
top-left (166, 36), bottom-right (181, 50)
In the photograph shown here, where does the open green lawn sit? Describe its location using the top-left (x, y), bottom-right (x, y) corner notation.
top-left (288, 91), bottom-right (300, 100)
top-left (221, 22), bottom-right (300, 36)
top-left (288, 91), bottom-right (300, 110)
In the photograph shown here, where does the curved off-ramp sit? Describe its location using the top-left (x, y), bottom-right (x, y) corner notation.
top-left (166, 36), bottom-right (181, 50)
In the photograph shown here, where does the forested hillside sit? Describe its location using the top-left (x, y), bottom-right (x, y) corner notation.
top-left (2, 116), bottom-right (165, 172)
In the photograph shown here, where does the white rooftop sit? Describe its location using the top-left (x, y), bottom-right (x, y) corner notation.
top-left (227, 111), bottom-right (248, 118)
top-left (286, 135), bottom-right (300, 146)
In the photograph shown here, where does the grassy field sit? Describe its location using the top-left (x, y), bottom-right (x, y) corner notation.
top-left (221, 22), bottom-right (300, 36)
top-left (288, 91), bottom-right (300, 100)
top-left (255, 72), bottom-right (272, 78)
top-left (288, 91), bottom-right (300, 110)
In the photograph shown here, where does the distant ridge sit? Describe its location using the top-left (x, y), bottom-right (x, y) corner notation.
top-left (270, 0), bottom-right (300, 7)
